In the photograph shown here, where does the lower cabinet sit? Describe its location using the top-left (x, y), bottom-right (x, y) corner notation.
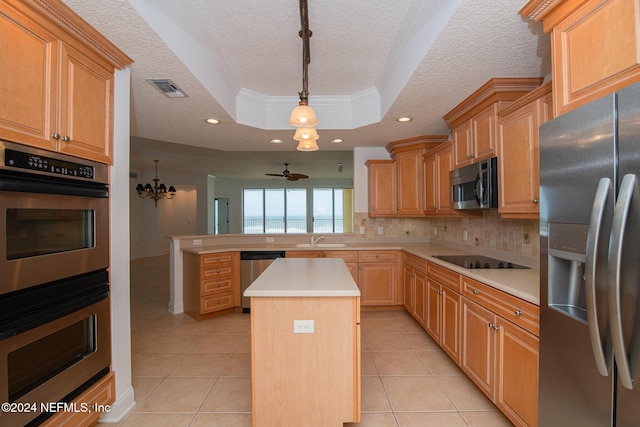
top-left (183, 251), bottom-right (240, 320)
top-left (358, 251), bottom-right (400, 306)
top-left (402, 257), bottom-right (538, 427)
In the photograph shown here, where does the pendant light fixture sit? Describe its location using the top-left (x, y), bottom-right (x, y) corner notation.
top-left (289, 0), bottom-right (319, 151)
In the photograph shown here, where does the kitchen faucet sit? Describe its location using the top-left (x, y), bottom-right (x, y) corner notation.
top-left (310, 235), bottom-right (324, 247)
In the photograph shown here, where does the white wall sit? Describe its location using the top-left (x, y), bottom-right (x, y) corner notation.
top-left (353, 147), bottom-right (391, 213)
top-left (105, 67), bottom-right (135, 422)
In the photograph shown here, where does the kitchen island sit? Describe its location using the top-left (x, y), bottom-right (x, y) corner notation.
top-left (244, 258), bottom-right (361, 427)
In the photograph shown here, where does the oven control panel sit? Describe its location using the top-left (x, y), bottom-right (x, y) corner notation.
top-left (4, 149), bottom-right (95, 179)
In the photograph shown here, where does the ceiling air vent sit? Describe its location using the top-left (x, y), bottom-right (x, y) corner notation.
top-left (145, 78), bottom-right (187, 98)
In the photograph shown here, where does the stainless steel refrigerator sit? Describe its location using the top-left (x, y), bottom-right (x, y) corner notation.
top-left (539, 81), bottom-right (640, 426)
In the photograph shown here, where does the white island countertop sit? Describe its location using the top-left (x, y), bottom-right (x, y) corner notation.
top-left (244, 258), bottom-right (360, 297)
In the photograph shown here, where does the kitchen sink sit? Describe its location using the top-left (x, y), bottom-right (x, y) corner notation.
top-left (294, 243), bottom-right (347, 248)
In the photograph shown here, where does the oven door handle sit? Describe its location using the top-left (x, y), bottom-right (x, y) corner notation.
top-left (0, 170), bottom-right (108, 198)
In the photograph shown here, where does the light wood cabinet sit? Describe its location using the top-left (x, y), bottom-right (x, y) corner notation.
top-left (461, 276), bottom-right (539, 427)
top-left (386, 136), bottom-right (448, 217)
top-left (0, 0), bottom-right (131, 163)
top-left (498, 81), bottom-right (553, 219)
top-left (522, 0), bottom-right (640, 116)
top-left (251, 295), bottom-right (360, 426)
top-left (443, 78), bottom-right (544, 168)
top-left (183, 251), bottom-right (240, 320)
top-left (323, 250), bottom-right (359, 284)
top-left (365, 160), bottom-right (397, 217)
top-left (425, 262), bottom-right (461, 363)
top-left (424, 141), bottom-right (462, 216)
top-left (402, 253), bottom-right (427, 326)
top-left (461, 297), bottom-right (497, 399)
top-left (357, 250), bottom-right (400, 306)
top-left (40, 371), bottom-right (114, 427)
top-left (286, 250), bottom-right (322, 258)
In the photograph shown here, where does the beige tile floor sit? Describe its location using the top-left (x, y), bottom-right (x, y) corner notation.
top-left (99, 255), bottom-right (512, 426)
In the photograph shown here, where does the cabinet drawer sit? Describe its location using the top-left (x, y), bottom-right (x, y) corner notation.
top-left (461, 276), bottom-right (539, 336)
top-left (358, 251), bottom-right (397, 263)
top-left (201, 291), bottom-right (234, 314)
top-left (201, 264), bottom-right (234, 280)
top-left (201, 277), bottom-right (234, 296)
top-left (201, 252), bottom-right (235, 267)
top-left (323, 250), bottom-right (358, 263)
top-left (403, 253), bottom-right (427, 273)
top-left (427, 262), bottom-right (461, 292)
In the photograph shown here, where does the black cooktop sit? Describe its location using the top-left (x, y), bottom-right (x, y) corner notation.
top-left (433, 255), bottom-right (529, 270)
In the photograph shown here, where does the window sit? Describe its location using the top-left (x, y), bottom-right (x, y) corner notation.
top-left (242, 187), bottom-right (352, 234)
top-left (243, 188), bottom-right (307, 233)
top-left (313, 188), bottom-right (345, 233)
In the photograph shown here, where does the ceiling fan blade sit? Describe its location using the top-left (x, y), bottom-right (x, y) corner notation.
top-left (290, 173), bottom-right (308, 179)
top-left (265, 173), bottom-right (285, 177)
top-left (286, 176), bottom-right (299, 181)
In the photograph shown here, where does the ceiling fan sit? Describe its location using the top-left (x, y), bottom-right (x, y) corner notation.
top-left (265, 163), bottom-right (309, 181)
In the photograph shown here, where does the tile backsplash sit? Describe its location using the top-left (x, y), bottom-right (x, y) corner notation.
top-left (354, 211), bottom-right (539, 258)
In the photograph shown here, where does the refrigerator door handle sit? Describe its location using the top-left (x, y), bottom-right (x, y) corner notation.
top-left (608, 173), bottom-right (639, 390)
top-left (585, 177), bottom-right (612, 376)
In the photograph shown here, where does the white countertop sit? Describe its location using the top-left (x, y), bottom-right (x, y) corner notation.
top-left (182, 241), bottom-right (539, 305)
top-left (244, 258), bottom-right (360, 297)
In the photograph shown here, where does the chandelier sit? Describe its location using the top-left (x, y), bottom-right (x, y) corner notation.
top-left (289, 0), bottom-right (319, 151)
top-left (135, 160), bottom-right (176, 207)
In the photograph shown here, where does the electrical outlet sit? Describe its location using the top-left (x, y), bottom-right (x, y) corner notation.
top-left (293, 320), bottom-right (314, 334)
top-left (359, 226), bottom-right (365, 234)
top-left (434, 226), bottom-right (438, 236)
top-left (266, 236), bottom-right (275, 243)
top-left (463, 230), bottom-right (468, 241)
top-left (193, 239), bottom-right (202, 245)
top-left (378, 226), bottom-right (384, 235)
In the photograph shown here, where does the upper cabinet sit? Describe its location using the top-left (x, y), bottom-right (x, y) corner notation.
top-left (0, 0), bottom-right (132, 163)
top-left (521, 0), bottom-right (640, 116)
top-left (365, 160), bottom-right (397, 217)
top-left (497, 81), bottom-right (553, 219)
top-left (444, 78), bottom-right (544, 169)
top-left (386, 135), bottom-right (448, 217)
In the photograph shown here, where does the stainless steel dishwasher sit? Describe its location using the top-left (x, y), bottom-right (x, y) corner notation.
top-left (240, 251), bottom-right (286, 312)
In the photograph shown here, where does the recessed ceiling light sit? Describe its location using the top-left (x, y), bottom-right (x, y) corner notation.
top-left (331, 138), bottom-right (344, 144)
top-left (205, 118), bottom-right (219, 124)
top-left (270, 139), bottom-right (284, 144)
top-left (396, 116), bottom-right (413, 123)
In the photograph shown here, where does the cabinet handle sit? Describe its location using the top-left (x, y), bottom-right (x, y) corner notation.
top-left (216, 270), bottom-right (221, 273)
top-left (467, 153), bottom-right (476, 159)
top-left (216, 284), bottom-right (221, 288)
top-left (532, 199), bottom-right (539, 204)
top-left (52, 132), bottom-right (60, 140)
top-left (515, 309), bottom-right (522, 316)
top-left (372, 207), bottom-right (376, 211)
top-left (488, 322), bottom-right (494, 329)
top-left (359, 267), bottom-right (363, 270)
top-left (217, 300), bottom-right (221, 304)
top-left (62, 135), bottom-right (70, 142)
top-left (375, 255), bottom-right (380, 259)
top-left (472, 289), bottom-right (479, 295)
top-left (488, 322), bottom-right (500, 331)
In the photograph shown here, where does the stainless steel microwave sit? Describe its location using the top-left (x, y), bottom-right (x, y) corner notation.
top-left (450, 157), bottom-right (498, 210)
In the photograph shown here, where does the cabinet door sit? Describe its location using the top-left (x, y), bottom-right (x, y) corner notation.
top-left (461, 297), bottom-right (496, 400)
top-left (367, 161), bottom-right (397, 216)
top-left (0, 8), bottom-right (57, 150)
top-left (423, 153), bottom-right (437, 214)
top-left (441, 287), bottom-right (460, 364)
top-left (425, 278), bottom-right (441, 341)
top-left (414, 271), bottom-right (427, 327)
top-left (58, 43), bottom-right (113, 163)
top-left (436, 143), bottom-right (455, 214)
top-left (498, 100), bottom-right (539, 215)
top-left (472, 103), bottom-right (498, 161)
top-left (496, 319), bottom-right (539, 427)
top-left (551, 0), bottom-right (640, 115)
top-left (453, 120), bottom-right (473, 167)
top-left (396, 149), bottom-right (424, 216)
top-left (358, 263), bottom-right (396, 305)
top-left (402, 264), bottom-right (414, 313)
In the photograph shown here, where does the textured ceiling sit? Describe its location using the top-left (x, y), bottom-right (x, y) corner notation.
top-left (61, 0), bottom-right (550, 180)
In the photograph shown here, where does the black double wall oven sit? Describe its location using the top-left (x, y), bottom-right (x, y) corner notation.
top-left (0, 140), bottom-right (111, 426)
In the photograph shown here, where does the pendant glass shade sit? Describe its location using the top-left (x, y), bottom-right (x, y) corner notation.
top-left (296, 139), bottom-right (319, 151)
top-left (293, 126), bottom-right (319, 142)
top-left (288, 103), bottom-right (318, 127)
